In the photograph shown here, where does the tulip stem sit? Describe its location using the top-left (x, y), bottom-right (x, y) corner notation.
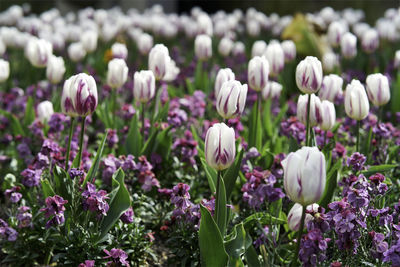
top-left (292, 205), bottom-right (307, 266)
top-left (65, 117), bottom-right (75, 171)
top-left (324, 131), bottom-right (327, 148)
top-left (112, 88), bottom-right (117, 129)
top-left (305, 94), bottom-right (311, 146)
top-left (141, 103), bottom-right (145, 139)
top-left (77, 117), bottom-right (86, 169)
top-left (214, 170), bottom-right (221, 228)
top-left (356, 120), bottom-right (361, 152)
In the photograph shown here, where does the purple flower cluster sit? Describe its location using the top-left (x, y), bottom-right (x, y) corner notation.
top-left (48, 113), bottom-right (67, 135)
top-left (241, 147), bottom-right (260, 173)
top-left (280, 116), bottom-right (306, 144)
top-left (78, 260), bottom-right (95, 267)
top-left (107, 129), bottom-right (119, 149)
top-left (179, 90), bottom-right (206, 118)
top-left (82, 183), bottom-right (110, 218)
top-left (0, 218), bottom-right (18, 241)
top-left (168, 99), bottom-right (188, 128)
top-left (21, 168), bottom-right (42, 187)
top-left (253, 225), bottom-right (270, 248)
top-left (4, 186), bottom-right (22, 203)
top-left (370, 231), bottom-right (389, 261)
top-left (346, 152), bottom-right (366, 172)
top-left (172, 130), bottom-right (198, 166)
top-left (40, 195), bottom-right (68, 229)
top-left (103, 248), bottom-right (130, 266)
top-left (120, 207), bottom-right (134, 224)
top-left (16, 206), bottom-right (32, 228)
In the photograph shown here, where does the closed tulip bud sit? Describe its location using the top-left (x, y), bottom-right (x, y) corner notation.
top-left (319, 100), bottom-right (336, 131)
top-left (344, 79), bottom-right (370, 120)
top-left (216, 80), bottom-right (248, 119)
top-left (163, 59), bottom-right (180, 82)
top-left (46, 55), bottom-right (66, 84)
top-left (0, 38), bottom-right (6, 56)
top-left (133, 70), bottom-right (156, 103)
top-left (319, 74), bottom-right (343, 102)
top-left (248, 56), bottom-right (269, 92)
top-left (25, 38), bottom-right (53, 68)
top-left (197, 14), bottom-right (213, 36)
top-left (194, 34), bottom-right (212, 60)
top-left (366, 73), bottom-right (390, 106)
top-left (251, 40), bottom-right (267, 58)
top-left (37, 100), bottom-right (54, 123)
top-left (232, 42), bottom-right (245, 56)
top-left (327, 21), bottom-right (348, 47)
top-left (297, 94), bottom-right (322, 127)
top-left (111, 42), bottom-right (128, 60)
top-left (215, 68), bottom-right (235, 97)
top-left (137, 33), bottom-right (153, 55)
top-left (288, 203), bottom-right (318, 231)
top-left (246, 19), bottom-right (260, 37)
top-left (262, 81), bottom-right (282, 100)
top-left (282, 146), bottom-right (326, 206)
top-left (341, 32), bottom-right (357, 59)
top-left (218, 37), bottom-right (234, 57)
top-left (264, 42), bottom-right (284, 76)
top-left (80, 30), bottom-right (98, 53)
top-left (68, 42), bottom-right (86, 62)
top-left (322, 52), bottom-right (339, 72)
top-left (205, 123), bottom-right (236, 171)
top-left (353, 22), bottom-right (370, 39)
top-left (61, 73), bottom-right (98, 117)
top-left (296, 56), bottom-right (323, 94)
top-left (107, 58), bottom-right (128, 89)
top-left (0, 59), bottom-right (10, 82)
top-left (149, 44), bottom-right (170, 80)
top-left (281, 40), bottom-right (296, 62)
top-left (362, 29), bottom-right (379, 53)
top-left (394, 50), bottom-right (400, 69)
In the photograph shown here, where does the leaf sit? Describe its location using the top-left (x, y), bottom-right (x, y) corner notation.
top-left (153, 101), bottom-right (170, 123)
top-left (53, 166), bottom-right (72, 204)
top-left (185, 78), bottom-right (195, 95)
top-left (82, 131), bottom-right (108, 188)
top-left (318, 159), bottom-right (342, 208)
top-left (200, 158), bottom-right (217, 193)
top-left (125, 112), bottom-right (142, 157)
top-left (141, 128), bottom-right (160, 156)
top-left (223, 149), bottom-right (244, 200)
top-left (242, 212), bottom-right (286, 226)
top-left (248, 98), bottom-right (262, 150)
top-left (41, 179), bottom-right (55, 199)
top-left (23, 97), bottom-right (35, 127)
top-left (215, 176), bottom-right (227, 236)
top-left (263, 98), bottom-right (273, 137)
top-left (0, 109), bottom-right (24, 136)
top-left (199, 205), bottom-right (228, 267)
top-left (98, 168), bottom-right (131, 243)
top-left (225, 223), bottom-right (252, 260)
top-left (244, 244), bottom-right (261, 267)
top-left (362, 164), bottom-right (398, 176)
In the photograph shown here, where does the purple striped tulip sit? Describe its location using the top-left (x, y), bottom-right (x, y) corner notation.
top-left (296, 56), bottom-right (323, 94)
top-left (107, 58), bottom-right (128, 89)
top-left (340, 32), bottom-right (357, 59)
top-left (149, 44), bottom-right (170, 80)
top-left (25, 38), bottom-right (53, 68)
top-left (61, 73), bottom-right (98, 117)
top-left (282, 146), bottom-right (326, 206)
top-left (216, 80), bottom-right (248, 119)
top-left (264, 41), bottom-right (284, 77)
top-left (319, 100), bottom-right (336, 131)
top-left (344, 79), bottom-right (370, 120)
top-left (319, 74), bottom-right (343, 102)
top-left (288, 203), bottom-right (318, 231)
top-left (205, 123), bottom-right (236, 170)
top-left (297, 94), bottom-right (322, 127)
top-left (366, 73), bottom-right (390, 106)
top-left (281, 40), bottom-right (296, 62)
top-left (133, 70), bottom-right (156, 103)
top-left (361, 29), bottom-right (379, 54)
top-left (215, 68), bottom-right (235, 98)
top-left (194, 34), bottom-right (212, 60)
top-left (262, 81), bottom-right (282, 100)
top-left (248, 56), bottom-right (269, 92)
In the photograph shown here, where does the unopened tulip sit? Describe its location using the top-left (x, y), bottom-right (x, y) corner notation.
top-left (251, 40), bottom-right (267, 58)
top-left (163, 59), bottom-right (180, 82)
top-left (137, 33), bottom-right (153, 55)
top-left (232, 42), bottom-right (245, 56)
top-left (195, 34), bottom-right (212, 60)
top-left (262, 81), bottom-right (282, 100)
top-left (80, 30), bottom-right (98, 53)
top-left (297, 94), bottom-right (322, 127)
top-left (111, 42), bottom-right (128, 60)
top-left (296, 56), bottom-right (323, 94)
top-left (149, 44), bottom-right (170, 80)
top-left (61, 73), bottom-right (98, 117)
top-left (216, 80), bottom-right (248, 119)
top-left (205, 123), bottom-right (236, 171)
top-left (107, 58), bottom-right (128, 89)
top-left (25, 38), bottom-right (53, 67)
top-left (282, 146), bottom-right (326, 206)
top-left (319, 74), bottom-right (343, 102)
top-left (341, 32), bottom-right (357, 59)
top-left (37, 100), bottom-right (54, 123)
top-left (264, 41), bottom-right (284, 76)
top-left (46, 55), bottom-right (66, 84)
top-left (133, 70), bottom-right (156, 103)
top-left (322, 52), bottom-right (339, 72)
top-left (68, 42), bottom-right (86, 62)
top-left (366, 73), bottom-right (390, 106)
top-left (281, 40), bottom-right (296, 62)
top-left (327, 21), bottom-right (348, 47)
top-left (319, 100), bottom-right (336, 131)
top-left (248, 56), bottom-right (269, 92)
top-left (197, 13), bottom-right (213, 36)
top-left (344, 79), bottom-right (370, 120)
top-left (0, 59), bottom-right (10, 82)
top-left (394, 50), bottom-right (400, 68)
top-left (0, 38), bottom-right (6, 56)
top-left (288, 203), bottom-right (318, 231)
top-left (215, 68), bottom-right (235, 97)
top-left (218, 37), bottom-right (234, 57)
top-left (362, 29), bottom-right (379, 53)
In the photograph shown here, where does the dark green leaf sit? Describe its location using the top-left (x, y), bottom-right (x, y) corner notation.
top-left (53, 166), bottom-right (72, 204)
top-left (225, 223), bottom-right (252, 260)
top-left (244, 244), bottom-right (261, 267)
top-left (41, 179), bottom-right (55, 198)
top-left (0, 109), bottom-right (24, 136)
top-left (215, 176), bottom-right (227, 236)
top-left (318, 159), bottom-right (342, 208)
top-left (23, 97), bottom-right (35, 127)
top-left (362, 164), bottom-right (398, 175)
top-left (223, 149), bottom-right (244, 200)
top-left (200, 158), bottom-right (217, 193)
top-left (242, 212), bottom-right (286, 226)
top-left (125, 112), bottom-right (142, 157)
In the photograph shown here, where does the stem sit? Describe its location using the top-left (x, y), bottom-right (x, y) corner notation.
top-left (141, 102), bottom-right (145, 139)
top-left (324, 131), bottom-right (327, 148)
top-left (254, 92), bottom-right (261, 149)
top-left (292, 205), bottom-right (307, 266)
top-left (214, 171), bottom-right (221, 221)
top-left (112, 88), bottom-right (117, 129)
top-left (65, 117), bottom-right (75, 171)
top-left (305, 94), bottom-right (311, 146)
top-left (356, 120), bottom-right (361, 152)
top-left (77, 117), bottom-right (86, 169)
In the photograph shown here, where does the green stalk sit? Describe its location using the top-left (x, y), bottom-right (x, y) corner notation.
top-left (76, 117), bottom-right (86, 168)
top-left (141, 102), bottom-right (145, 139)
top-left (305, 94), bottom-right (311, 146)
top-left (292, 205), bottom-right (307, 266)
top-left (356, 120), bottom-right (361, 152)
top-left (112, 88), bottom-right (117, 129)
top-left (214, 171), bottom-right (221, 222)
top-left (64, 117), bottom-right (75, 171)
top-left (324, 130), bottom-right (327, 148)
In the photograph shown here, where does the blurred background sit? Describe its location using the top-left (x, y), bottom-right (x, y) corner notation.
top-left (0, 0), bottom-right (399, 23)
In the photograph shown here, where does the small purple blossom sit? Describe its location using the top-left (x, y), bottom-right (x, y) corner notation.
top-left (346, 152), bottom-right (366, 172)
top-left (82, 183), bottom-right (110, 218)
top-left (78, 260), bottom-right (95, 267)
top-left (16, 206), bottom-right (32, 228)
top-left (21, 168), bottom-right (42, 187)
top-left (4, 186), bottom-right (22, 203)
top-left (40, 195), bottom-right (68, 228)
top-left (120, 207), bottom-right (134, 224)
top-left (103, 248), bottom-right (130, 266)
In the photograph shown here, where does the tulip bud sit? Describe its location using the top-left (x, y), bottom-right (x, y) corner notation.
top-left (322, 51), bottom-right (339, 72)
top-left (215, 68), bottom-right (235, 97)
top-left (111, 42), bottom-right (128, 60)
top-left (197, 14), bottom-right (213, 36)
top-left (353, 22), bottom-right (370, 39)
top-left (344, 79), bottom-right (370, 120)
top-left (68, 42), bottom-right (86, 62)
top-left (149, 44), bottom-right (170, 80)
top-left (361, 29), bottom-right (379, 53)
top-left (366, 73), bottom-right (390, 106)
top-left (61, 73), bottom-right (98, 117)
top-left (137, 33), bottom-right (153, 55)
top-left (0, 38), bottom-right (6, 56)
top-left (394, 50), bottom-right (400, 69)
top-left (281, 40), bottom-right (296, 62)
top-left (216, 80), bottom-right (248, 119)
top-left (194, 34), bottom-right (212, 60)
top-left (37, 100), bottom-right (54, 123)
top-left (319, 100), bottom-right (336, 131)
top-left (288, 203), bottom-right (317, 231)
top-left (232, 42), bottom-right (245, 56)
top-left (163, 59), bottom-right (180, 82)
top-left (246, 19), bottom-right (260, 37)
top-left (248, 56), bottom-right (269, 92)
top-left (251, 40), bottom-right (267, 58)
top-left (133, 70), bottom-right (156, 103)
top-left (25, 38), bottom-right (53, 68)
top-left (340, 32), bottom-right (357, 59)
top-left (205, 122), bottom-right (236, 171)
top-left (282, 146), bottom-right (326, 206)
top-left (80, 30), bottom-right (98, 53)
top-left (218, 37), bottom-right (234, 57)
top-left (0, 59), bottom-right (10, 82)
top-left (296, 56), bottom-right (323, 94)
top-left (327, 21), bottom-right (348, 47)
top-left (46, 55), bottom-right (66, 84)
top-left (264, 41), bottom-right (284, 76)
top-left (107, 58), bottom-right (128, 89)
top-left (319, 74), bottom-right (343, 102)
top-left (297, 94), bottom-right (322, 127)
top-left (262, 81), bottom-right (282, 100)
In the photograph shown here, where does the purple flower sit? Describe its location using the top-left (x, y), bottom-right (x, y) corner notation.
top-left (370, 232), bottom-right (388, 260)
top-left (136, 156), bottom-right (159, 192)
top-left (120, 207), bottom-right (134, 224)
top-left (16, 206), bottom-right (32, 228)
top-left (40, 195), bottom-right (68, 228)
top-left (168, 107), bottom-right (188, 128)
top-left (107, 129), bottom-right (119, 149)
top-left (384, 239), bottom-right (400, 266)
top-left (21, 168), bottom-right (42, 187)
top-left (48, 113), bottom-right (67, 134)
top-left (172, 130), bottom-right (198, 166)
top-left (346, 152), bottom-right (366, 172)
top-left (0, 219), bottom-right (18, 242)
top-left (69, 168), bottom-right (85, 180)
top-left (4, 186), bottom-right (22, 203)
top-left (171, 183), bottom-right (192, 210)
top-left (103, 248), bottom-right (130, 266)
top-left (78, 260), bottom-right (95, 267)
top-left (120, 104), bottom-right (136, 121)
top-left (253, 226), bottom-right (270, 248)
top-left (82, 183), bottom-right (109, 218)
top-left (299, 228), bottom-right (330, 267)
top-left (280, 116), bottom-right (306, 144)
top-left (17, 140), bottom-right (33, 164)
